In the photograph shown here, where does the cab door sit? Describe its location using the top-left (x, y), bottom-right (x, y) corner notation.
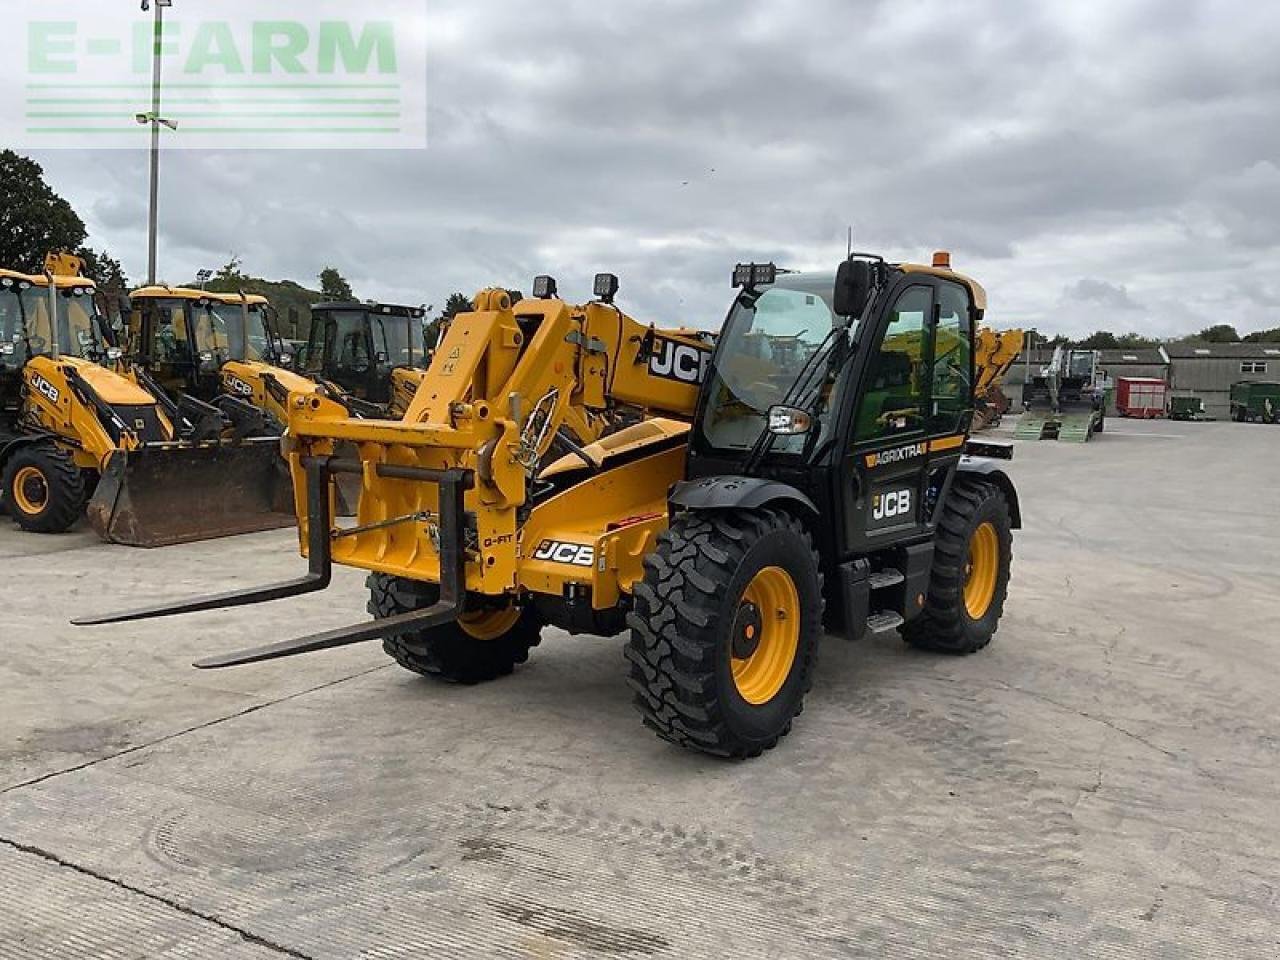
top-left (137, 299), bottom-right (197, 397)
top-left (836, 277), bottom-right (975, 555)
top-left (839, 282), bottom-right (935, 553)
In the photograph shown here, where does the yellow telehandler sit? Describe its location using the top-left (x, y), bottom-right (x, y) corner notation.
top-left (0, 256), bottom-right (284, 546)
top-left (82, 254), bottom-right (1020, 759)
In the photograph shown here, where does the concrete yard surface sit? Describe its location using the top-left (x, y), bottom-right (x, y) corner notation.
top-left (1, 417), bottom-right (1278, 958)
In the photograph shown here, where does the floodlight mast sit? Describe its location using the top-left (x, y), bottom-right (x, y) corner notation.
top-left (140, 0), bottom-right (176, 284)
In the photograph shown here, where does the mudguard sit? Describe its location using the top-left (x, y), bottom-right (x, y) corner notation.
top-left (669, 475), bottom-right (818, 516)
top-left (957, 456), bottom-right (1022, 529)
top-left (86, 438), bottom-right (294, 547)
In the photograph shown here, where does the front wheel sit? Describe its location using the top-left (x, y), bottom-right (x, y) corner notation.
top-left (903, 478), bottom-right (1013, 655)
top-left (625, 508), bottom-right (823, 759)
top-left (368, 575), bottom-right (542, 684)
top-left (2, 442), bottom-right (86, 533)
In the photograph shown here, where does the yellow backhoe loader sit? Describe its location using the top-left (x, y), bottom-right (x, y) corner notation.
top-left (0, 256), bottom-right (284, 546)
top-left (125, 286), bottom-right (320, 434)
top-left (82, 255), bottom-right (1020, 759)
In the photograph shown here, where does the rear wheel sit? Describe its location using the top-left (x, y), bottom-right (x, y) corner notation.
top-left (2, 442), bottom-right (85, 533)
top-left (367, 574), bottom-right (542, 683)
top-left (625, 508), bottom-right (823, 759)
top-left (904, 478), bottom-right (1012, 655)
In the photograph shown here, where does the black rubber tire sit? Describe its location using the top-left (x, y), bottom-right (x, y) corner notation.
top-left (367, 574), bottom-right (542, 684)
top-left (903, 477), bottom-right (1013, 655)
top-left (2, 442), bottom-right (85, 534)
top-left (625, 508), bottom-right (823, 759)
top-left (1093, 415), bottom-right (1105, 434)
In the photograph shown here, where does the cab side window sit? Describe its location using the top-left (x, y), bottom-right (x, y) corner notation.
top-left (929, 282), bottom-right (973, 434)
top-left (854, 285), bottom-right (931, 442)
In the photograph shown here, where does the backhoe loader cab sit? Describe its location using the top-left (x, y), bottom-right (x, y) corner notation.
top-left (127, 287), bottom-right (286, 399)
top-left (81, 252), bottom-right (1020, 760)
top-left (301, 302), bottom-right (432, 412)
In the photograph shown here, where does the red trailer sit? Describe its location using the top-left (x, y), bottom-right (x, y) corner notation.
top-left (1116, 377), bottom-right (1167, 418)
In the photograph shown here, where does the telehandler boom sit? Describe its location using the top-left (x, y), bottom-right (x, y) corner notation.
top-left (82, 254), bottom-right (1020, 759)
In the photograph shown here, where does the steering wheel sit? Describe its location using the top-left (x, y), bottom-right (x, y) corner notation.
top-left (27, 336), bottom-right (47, 354)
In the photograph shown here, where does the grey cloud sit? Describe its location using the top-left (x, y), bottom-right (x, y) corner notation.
top-left (1061, 278), bottom-right (1139, 310)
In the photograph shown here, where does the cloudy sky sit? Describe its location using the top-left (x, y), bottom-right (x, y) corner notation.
top-left (26, 0), bottom-right (1280, 337)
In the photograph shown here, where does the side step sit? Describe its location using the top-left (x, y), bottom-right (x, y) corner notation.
top-left (867, 569), bottom-right (905, 591)
top-left (866, 611), bottom-right (905, 635)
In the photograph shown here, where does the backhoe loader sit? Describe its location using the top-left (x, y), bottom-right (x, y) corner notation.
top-left (1, 257), bottom-right (283, 546)
top-left (126, 286), bottom-right (318, 434)
top-left (81, 252), bottom-right (1020, 759)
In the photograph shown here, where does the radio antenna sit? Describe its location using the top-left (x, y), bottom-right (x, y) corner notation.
top-left (847, 226), bottom-right (853, 259)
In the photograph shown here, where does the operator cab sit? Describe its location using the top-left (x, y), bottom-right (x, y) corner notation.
top-left (0, 271), bottom-right (105, 369)
top-left (689, 253), bottom-right (991, 565)
top-left (302, 302), bottom-right (432, 405)
top-left (127, 288), bottom-right (288, 401)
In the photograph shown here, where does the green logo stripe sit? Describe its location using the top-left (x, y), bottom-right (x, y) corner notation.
top-left (28, 97), bottom-right (401, 104)
top-left (26, 82), bottom-right (402, 90)
top-left (28, 111), bottom-right (401, 119)
top-left (27, 126), bottom-right (402, 134)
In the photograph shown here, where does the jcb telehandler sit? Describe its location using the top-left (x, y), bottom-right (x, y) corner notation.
top-left (82, 253), bottom-right (1019, 759)
top-left (1, 259), bottom-right (283, 546)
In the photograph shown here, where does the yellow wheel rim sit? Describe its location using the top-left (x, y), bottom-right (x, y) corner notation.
top-left (12, 466), bottom-right (48, 515)
top-left (730, 566), bottom-right (800, 706)
top-left (964, 521), bottom-right (999, 620)
top-left (458, 606), bottom-right (521, 640)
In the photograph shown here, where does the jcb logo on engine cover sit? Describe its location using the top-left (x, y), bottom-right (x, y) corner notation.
top-left (648, 339), bottom-right (708, 385)
top-left (870, 487), bottom-right (913, 528)
top-left (30, 374), bottom-right (60, 404)
top-left (223, 374), bottom-right (255, 397)
top-left (532, 539), bottom-right (595, 567)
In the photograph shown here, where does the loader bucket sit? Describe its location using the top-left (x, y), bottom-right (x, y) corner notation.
top-left (86, 439), bottom-right (296, 548)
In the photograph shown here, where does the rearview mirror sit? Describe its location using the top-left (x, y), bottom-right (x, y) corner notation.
top-left (834, 260), bottom-right (872, 318)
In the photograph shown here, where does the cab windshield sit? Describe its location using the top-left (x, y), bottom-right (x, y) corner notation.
top-left (18, 286), bottom-right (103, 360)
top-left (209, 302), bottom-right (274, 363)
top-left (372, 315), bottom-right (419, 368)
top-left (701, 272), bottom-right (849, 453)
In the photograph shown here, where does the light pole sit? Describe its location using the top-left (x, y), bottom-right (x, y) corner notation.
top-left (138, 0), bottom-right (176, 286)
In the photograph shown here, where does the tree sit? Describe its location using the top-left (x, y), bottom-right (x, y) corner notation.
top-left (74, 247), bottom-right (129, 292)
top-left (1114, 332), bottom-right (1158, 349)
top-left (1190, 323), bottom-right (1240, 343)
top-left (1243, 327), bottom-right (1280, 343)
top-left (319, 267), bottom-right (354, 302)
top-left (1075, 330), bottom-right (1120, 350)
top-left (0, 150), bottom-right (87, 272)
top-left (442, 292), bottom-right (473, 320)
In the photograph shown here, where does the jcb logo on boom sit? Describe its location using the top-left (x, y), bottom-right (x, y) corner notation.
top-left (30, 375), bottom-right (60, 404)
top-left (648, 339), bottom-right (708, 385)
top-left (871, 488), bottom-right (912, 523)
